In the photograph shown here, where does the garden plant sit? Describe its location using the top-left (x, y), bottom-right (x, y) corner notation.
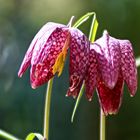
top-left (0, 11), bottom-right (139, 140)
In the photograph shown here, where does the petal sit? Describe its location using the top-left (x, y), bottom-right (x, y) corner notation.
top-left (30, 27), bottom-right (70, 88)
top-left (97, 74), bottom-right (124, 115)
top-left (67, 28), bottom-right (90, 98)
top-left (119, 40), bottom-right (137, 96)
top-left (18, 22), bottom-right (64, 77)
top-left (85, 44), bottom-right (98, 101)
top-left (95, 31), bottom-right (121, 89)
top-left (31, 23), bottom-right (65, 65)
top-left (18, 38), bottom-right (37, 77)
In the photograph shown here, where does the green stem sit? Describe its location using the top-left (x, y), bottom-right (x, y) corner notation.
top-left (89, 13), bottom-right (98, 42)
top-left (100, 109), bottom-right (106, 140)
top-left (73, 12), bottom-right (95, 28)
top-left (0, 129), bottom-right (20, 140)
top-left (43, 78), bottom-right (53, 140)
top-left (71, 84), bottom-right (84, 122)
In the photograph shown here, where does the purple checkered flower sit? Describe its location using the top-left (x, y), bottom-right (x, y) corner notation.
top-left (18, 22), bottom-right (90, 89)
top-left (85, 30), bottom-right (137, 115)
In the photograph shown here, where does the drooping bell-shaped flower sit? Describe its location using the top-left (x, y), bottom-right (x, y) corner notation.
top-left (67, 29), bottom-right (90, 98)
top-left (18, 20), bottom-right (90, 89)
top-left (85, 30), bottom-right (137, 115)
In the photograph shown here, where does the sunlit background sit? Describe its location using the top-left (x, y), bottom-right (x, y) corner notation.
top-left (0, 0), bottom-right (140, 140)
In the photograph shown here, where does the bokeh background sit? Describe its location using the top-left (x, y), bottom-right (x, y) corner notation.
top-left (0, 0), bottom-right (140, 140)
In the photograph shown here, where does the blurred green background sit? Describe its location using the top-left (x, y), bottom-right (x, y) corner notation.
top-left (0, 0), bottom-right (140, 140)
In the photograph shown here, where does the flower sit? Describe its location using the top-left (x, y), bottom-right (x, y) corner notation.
top-left (66, 29), bottom-right (90, 98)
top-left (18, 21), bottom-right (90, 89)
top-left (85, 30), bottom-right (137, 115)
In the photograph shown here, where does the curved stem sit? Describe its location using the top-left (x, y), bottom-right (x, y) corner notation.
top-left (43, 78), bottom-right (54, 140)
top-left (71, 84), bottom-right (84, 122)
top-left (0, 129), bottom-right (20, 140)
top-left (67, 16), bottom-right (75, 27)
top-left (73, 12), bottom-right (95, 28)
top-left (100, 109), bottom-right (106, 140)
top-left (89, 13), bottom-right (98, 42)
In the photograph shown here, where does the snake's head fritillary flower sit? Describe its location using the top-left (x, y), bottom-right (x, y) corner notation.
top-left (85, 30), bottom-right (137, 115)
top-left (18, 20), bottom-right (89, 89)
top-left (18, 22), bottom-right (70, 88)
top-left (66, 29), bottom-right (90, 98)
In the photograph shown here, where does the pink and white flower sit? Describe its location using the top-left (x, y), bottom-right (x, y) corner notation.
top-left (85, 30), bottom-right (137, 115)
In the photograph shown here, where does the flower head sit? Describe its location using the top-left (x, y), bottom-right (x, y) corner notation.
top-left (18, 21), bottom-right (89, 89)
top-left (85, 30), bottom-right (137, 115)
top-left (66, 29), bottom-right (90, 98)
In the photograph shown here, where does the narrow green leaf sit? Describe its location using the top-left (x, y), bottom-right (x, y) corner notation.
top-left (73, 12), bottom-right (95, 28)
top-left (88, 13), bottom-right (98, 43)
top-left (71, 84), bottom-right (84, 122)
top-left (0, 129), bottom-right (20, 140)
top-left (26, 133), bottom-right (44, 140)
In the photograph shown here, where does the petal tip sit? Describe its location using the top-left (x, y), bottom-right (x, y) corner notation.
top-left (86, 93), bottom-right (93, 102)
top-left (18, 69), bottom-right (23, 78)
top-left (108, 111), bottom-right (118, 115)
top-left (31, 83), bottom-right (37, 89)
top-left (18, 73), bottom-right (22, 78)
top-left (130, 94), bottom-right (135, 97)
top-left (103, 30), bottom-right (109, 36)
top-left (88, 98), bottom-right (92, 102)
top-left (32, 87), bottom-right (36, 89)
top-left (103, 109), bottom-right (118, 116)
top-left (108, 81), bottom-right (116, 90)
top-left (65, 94), bottom-right (68, 97)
